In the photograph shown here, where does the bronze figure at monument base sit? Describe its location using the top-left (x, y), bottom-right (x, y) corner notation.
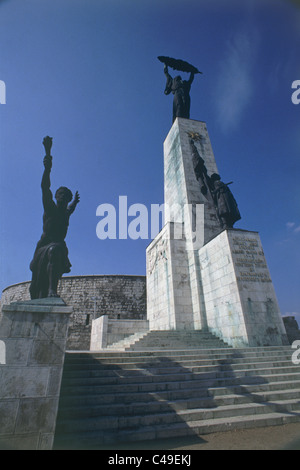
top-left (29, 137), bottom-right (80, 299)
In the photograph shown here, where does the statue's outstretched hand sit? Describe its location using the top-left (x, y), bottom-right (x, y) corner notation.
top-left (68, 191), bottom-right (80, 215)
top-left (74, 191), bottom-right (80, 204)
top-left (43, 136), bottom-right (53, 156)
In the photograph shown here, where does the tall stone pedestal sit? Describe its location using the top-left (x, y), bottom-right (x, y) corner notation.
top-left (0, 298), bottom-right (72, 450)
top-left (146, 117), bottom-right (288, 347)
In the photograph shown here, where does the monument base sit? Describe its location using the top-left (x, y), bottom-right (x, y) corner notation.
top-left (0, 297), bottom-right (72, 450)
top-left (147, 225), bottom-right (289, 347)
top-left (199, 229), bottom-right (289, 347)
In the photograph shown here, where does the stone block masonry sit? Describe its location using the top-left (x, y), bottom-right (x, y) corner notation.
top-left (1, 275), bottom-right (146, 350)
top-left (147, 222), bottom-right (195, 331)
top-left (0, 297), bottom-right (72, 450)
top-left (199, 229), bottom-right (289, 347)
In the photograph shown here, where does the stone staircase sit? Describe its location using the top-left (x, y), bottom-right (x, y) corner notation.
top-left (105, 329), bottom-right (229, 351)
top-left (53, 336), bottom-right (300, 449)
top-left (104, 331), bottom-right (149, 350)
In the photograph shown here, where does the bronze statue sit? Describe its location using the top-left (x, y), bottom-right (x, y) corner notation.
top-left (210, 173), bottom-right (241, 229)
top-left (190, 138), bottom-right (210, 196)
top-left (158, 56), bottom-right (202, 123)
top-left (29, 137), bottom-right (80, 299)
top-left (189, 139), bottom-right (241, 229)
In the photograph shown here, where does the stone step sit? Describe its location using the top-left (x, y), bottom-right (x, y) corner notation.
top-left (59, 370), bottom-right (300, 397)
top-left (63, 356), bottom-right (297, 378)
top-left (54, 345), bottom-right (300, 448)
top-left (104, 331), bottom-right (149, 350)
top-left (105, 329), bottom-right (230, 351)
top-left (56, 398), bottom-right (300, 435)
top-left (63, 356), bottom-right (297, 373)
top-left (57, 388), bottom-right (300, 420)
top-left (63, 354), bottom-right (298, 373)
top-left (57, 379), bottom-right (300, 408)
top-left (128, 344), bottom-right (228, 351)
top-left (64, 346), bottom-right (293, 365)
top-left (108, 330), bottom-right (224, 337)
top-left (67, 344), bottom-right (293, 357)
top-left (130, 336), bottom-right (225, 341)
top-left (127, 339), bottom-right (228, 347)
top-left (54, 411), bottom-right (300, 448)
top-left (61, 361), bottom-right (300, 387)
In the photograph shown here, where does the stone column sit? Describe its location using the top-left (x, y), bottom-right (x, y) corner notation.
top-left (147, 117), bottom-right (221, 331)
top-left (0, 297), bottom-right (72, 450)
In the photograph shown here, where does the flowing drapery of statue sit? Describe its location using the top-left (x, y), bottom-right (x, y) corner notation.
top-left (158, 56), bottom-right (202, 122)
top-left (29, 136), bottom-right (80, 299)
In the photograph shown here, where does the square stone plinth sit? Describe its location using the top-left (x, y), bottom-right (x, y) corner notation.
top-left (0, 297), bottom-right (72, 450)
top-left (199, 229), bottom-right (289, 347)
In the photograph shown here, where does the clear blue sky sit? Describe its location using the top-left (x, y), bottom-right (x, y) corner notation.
top-left (0, 0), bottom-right (299, 322)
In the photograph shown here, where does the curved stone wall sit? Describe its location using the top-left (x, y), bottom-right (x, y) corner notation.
top-left (1, 275), bottom-right (147, 350)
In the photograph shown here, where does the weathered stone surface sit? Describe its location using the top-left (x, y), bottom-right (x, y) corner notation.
top-left (0, 434), bottom-right (39, 451)
top-left (199, 229), bottom-right (288, 347)
top-left (0, 400), bottom-right (19, 434)
top-left (15, 397), bottom-right (59, 434)
top-left (0, 366), bottom-right (49, 398)
top-left (29, 339), bottom-right (67, 365)
top-left (147, 222), bottom-right (195, 330)
top-left (0, 298), bottom-right (71, 449)
top-left (2, 338), bottom-right (32, 365)
top-left (163, 117), bottom-right (221, 245)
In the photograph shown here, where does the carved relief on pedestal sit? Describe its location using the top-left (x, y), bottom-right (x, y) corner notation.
top-left (147, 236), bottom-right (168, 276)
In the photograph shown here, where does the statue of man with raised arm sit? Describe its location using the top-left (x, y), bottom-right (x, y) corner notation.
top-left (164, 64), bottom-right (194, 123)
top-left (29, 136), bottom-right (80, 299)
top-left (158, 56), bottom-right (201, 123)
